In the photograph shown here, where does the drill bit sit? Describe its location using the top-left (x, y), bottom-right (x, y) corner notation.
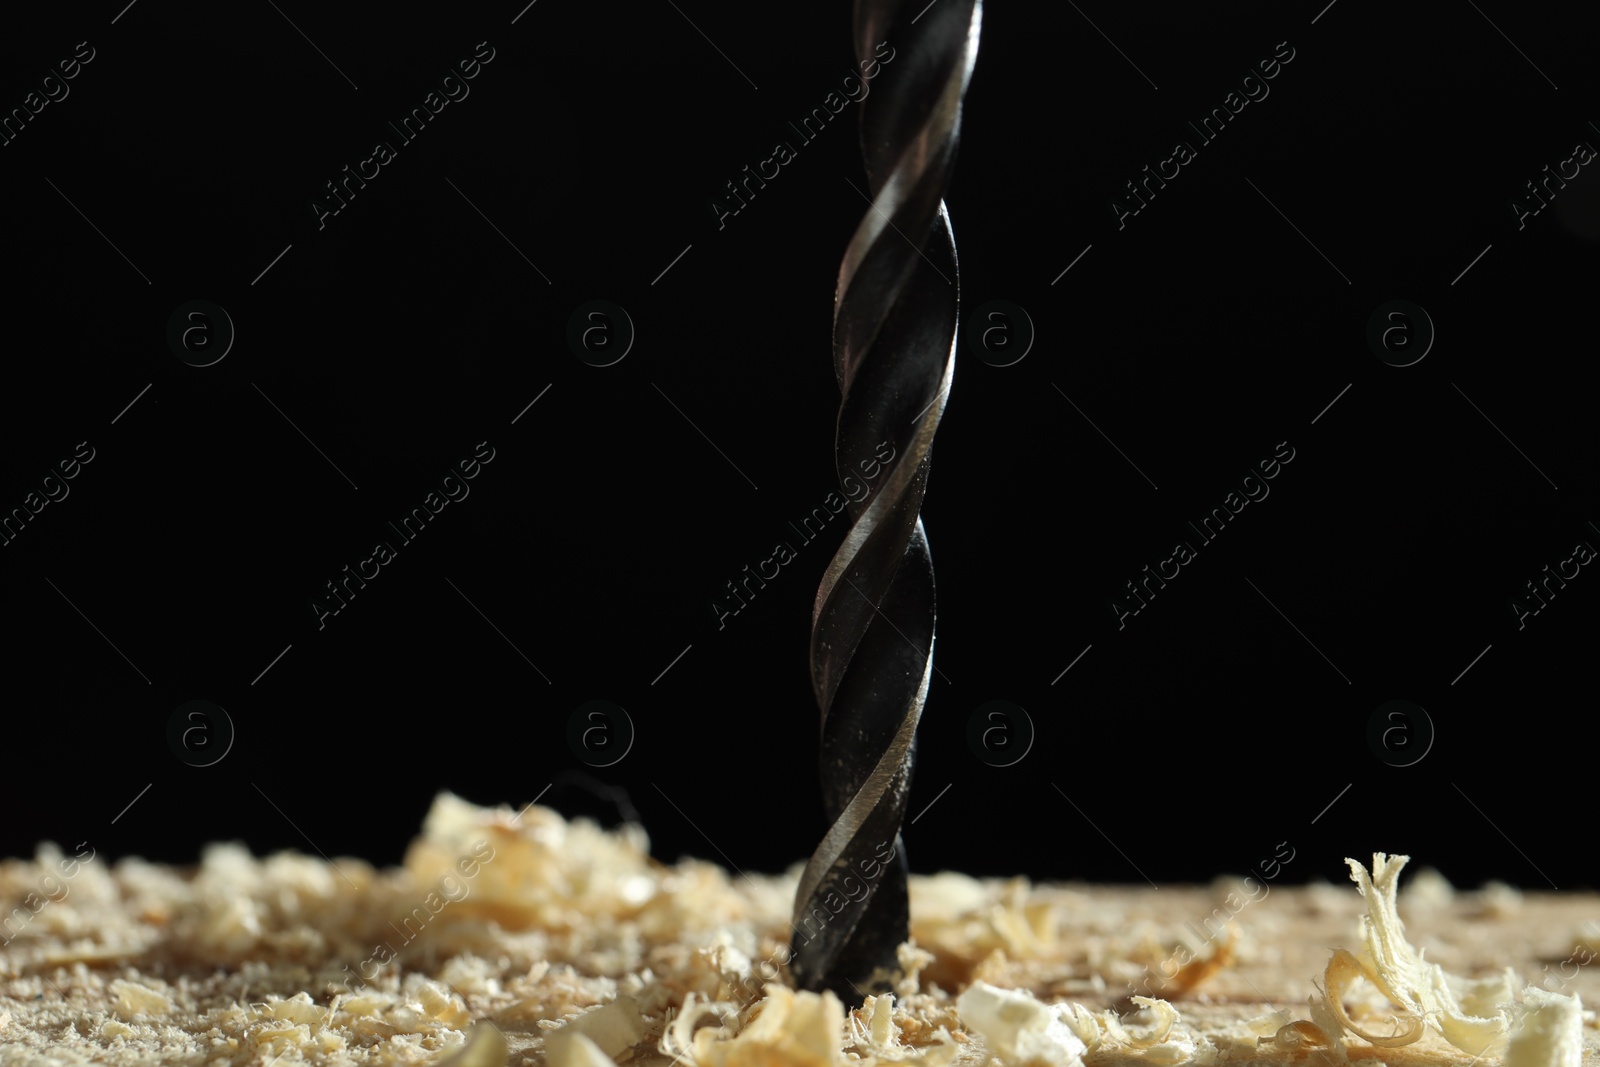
top-left (790, 0), bottom-right (981, 1003)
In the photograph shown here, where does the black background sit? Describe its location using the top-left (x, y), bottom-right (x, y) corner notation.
top-left (1, 0), bottom-right (1596, 893)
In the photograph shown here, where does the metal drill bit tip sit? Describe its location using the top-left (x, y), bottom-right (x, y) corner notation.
top-left (790, 0), bottom-right (981, 1004)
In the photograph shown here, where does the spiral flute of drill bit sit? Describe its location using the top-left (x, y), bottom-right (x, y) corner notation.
top-left (789, 0), bottom-right (981, 1001)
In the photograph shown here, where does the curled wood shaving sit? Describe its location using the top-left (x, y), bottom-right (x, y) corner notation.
top-left (1323, 947), bottom-right (1425, 1048)
top-left (1267, 1020), bottom-right (1331, 1049)
top-left (1344, 854), bottom-right (1510, 1055)
top-left (1124, 997), bottom-right (1178, 1049)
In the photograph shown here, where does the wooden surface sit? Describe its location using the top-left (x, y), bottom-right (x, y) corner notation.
top-left (0, 798), bottom-right (1594, 1067)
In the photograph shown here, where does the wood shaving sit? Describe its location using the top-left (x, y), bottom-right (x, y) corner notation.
top-left (955, 981), bottom-right (1086, 1067)
top-left (1279, 854), bottom-right (1583, 1067)
top-left (1506, 989), bottom-right (1584, 1067)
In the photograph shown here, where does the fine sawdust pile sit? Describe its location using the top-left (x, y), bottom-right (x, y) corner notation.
top-left (0, 793), bottom-right (1594, 1067)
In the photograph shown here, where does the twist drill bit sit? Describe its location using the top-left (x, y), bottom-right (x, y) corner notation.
top-left (790, 0), bottom-right (981, 1003)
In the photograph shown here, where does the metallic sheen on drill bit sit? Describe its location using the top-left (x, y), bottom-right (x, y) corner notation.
top-left (790, 0), bottom-right (981, 1002)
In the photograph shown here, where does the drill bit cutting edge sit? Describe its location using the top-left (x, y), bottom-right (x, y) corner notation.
top-left (790, 0), bottom-right (982, 1003)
